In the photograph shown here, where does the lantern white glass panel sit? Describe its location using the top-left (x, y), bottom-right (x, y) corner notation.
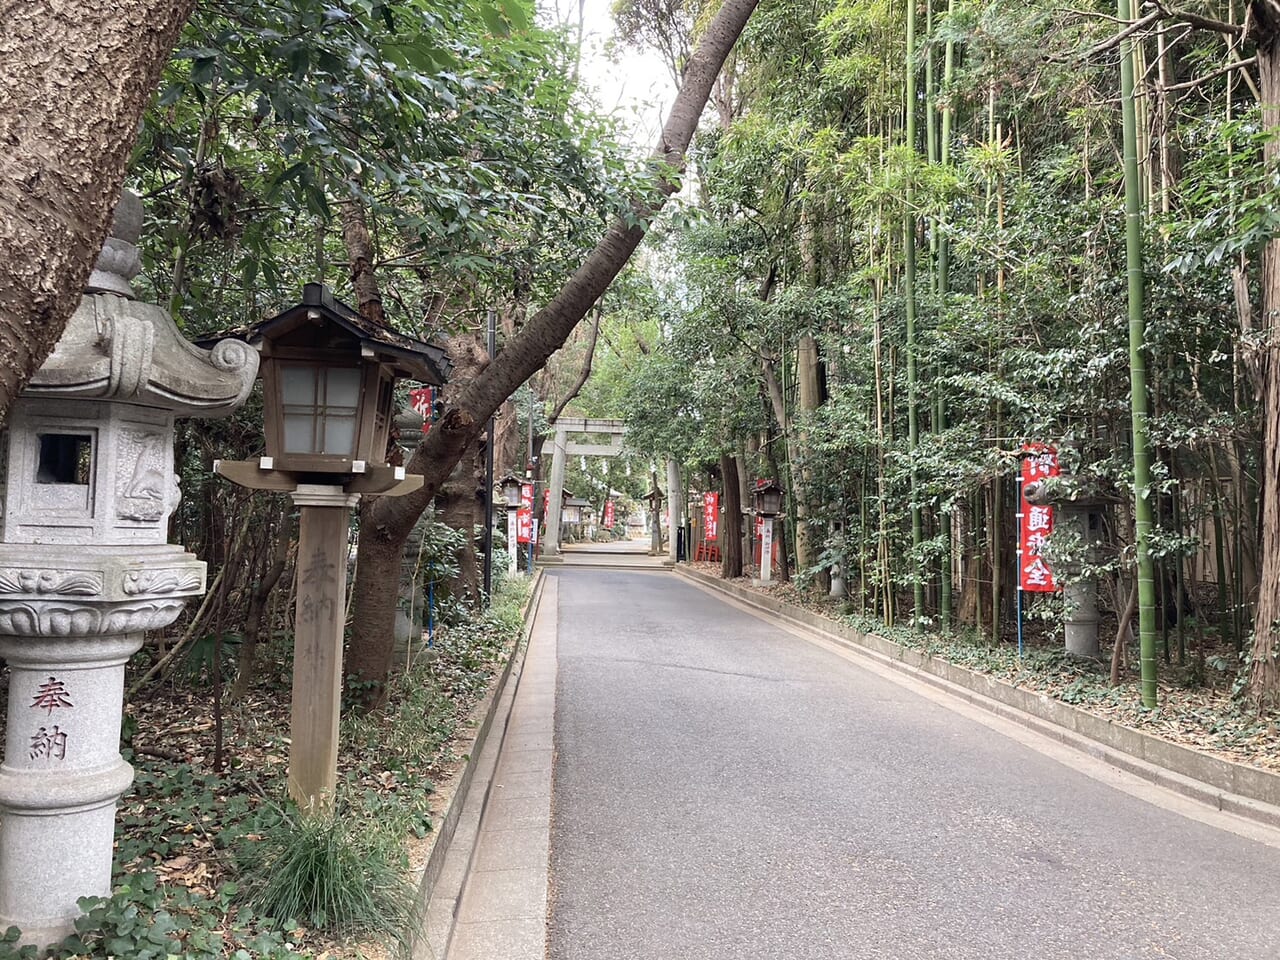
top-left (282, 365), bottom-right (317, 406)
top-left (323, 416), bottom-right (356, 454)
top-left (284, 415), bottom-right (314, 453)
top-left (280, 364), bottom-right (361, 456)
top-left (281, 365), bottom-right (320, 454)
top-left (320, 367), bottom-right (360, 456)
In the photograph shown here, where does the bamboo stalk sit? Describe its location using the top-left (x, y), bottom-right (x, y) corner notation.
top-left (1120, 0), bottom-right (1159, 707)
top-left (905, 0), bottom-right (925, 623)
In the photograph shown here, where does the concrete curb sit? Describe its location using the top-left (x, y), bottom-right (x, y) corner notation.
top-left (675, 566), bottom-right (1280, 829)
top-left (408, 570), bottom-right (546, 943)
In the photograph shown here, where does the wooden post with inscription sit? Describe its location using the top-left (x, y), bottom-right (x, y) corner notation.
top-left (214, 463), bottom-right (423, 815)
top-left (289, 486), bottom-right (357, 812)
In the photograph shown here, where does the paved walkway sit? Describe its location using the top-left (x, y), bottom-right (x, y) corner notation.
top-left (445, 576), bottom-right (557, 959)
top-left (551, 538), bottom-right (669, 569)
top-left (451, 569), bottom-right (1280, 959)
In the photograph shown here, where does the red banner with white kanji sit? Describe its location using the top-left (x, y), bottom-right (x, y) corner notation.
top-left (517, 482), bottom-right (533, 544)
top-left (703, 492), bottom-right (719, 541)
top-left (603, 499), bottom-right (616, 528)
top-left (409, 387), bottom-right (433, 434)
top-left (1018, 444), bottom-right (1059, 592)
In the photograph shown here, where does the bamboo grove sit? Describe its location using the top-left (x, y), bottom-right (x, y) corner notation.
top-left (616, 0), bottom-right (1280, 709)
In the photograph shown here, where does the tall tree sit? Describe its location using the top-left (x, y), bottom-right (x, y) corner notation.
top-left (0, 0), bottom-right (196, 421)
top-left (1248, 0), bottom-right (1280, 709)
top-left (345, 0), bottom-right (763, 698)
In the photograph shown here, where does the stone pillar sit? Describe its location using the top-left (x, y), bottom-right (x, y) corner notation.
top-left (543, 427), bottom-right (567, 558)
top-left (1061, 506), bottom-right (1101, 658)
top-left (760, 517), bottom-right (775, 584)
top-left (289, 485), bottom-right (358, 813)
top-left (829, 523), bottom-right (848, 598)
top-left (0, 634), bottom-right (136, 947)
top-left (506, 506), bottom-right (519, 576)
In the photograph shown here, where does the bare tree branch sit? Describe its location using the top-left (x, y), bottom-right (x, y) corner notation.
top-left (548, 305), bottom-right (604, 423)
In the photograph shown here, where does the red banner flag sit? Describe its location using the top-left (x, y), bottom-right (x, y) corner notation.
top-left (703, 492), bottom-right (719, 541)
top-left (1018, 445), bottom-right (1059, 592)
top-left (409, 387), bottom-right (433, 434)
top-left (603, 499), bottom-right (616, 528)
top-left (517, 482), bottom-right (533, 544)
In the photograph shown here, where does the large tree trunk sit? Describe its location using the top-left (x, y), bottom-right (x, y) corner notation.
top-left (345, 0), bottom-right (762, 697)
top-left (344, 518), bottom-right (405, 690)
top-left (1248, 1), bottom-right (1280, 709)
top-left (0, 0), bottom-right (195, 422)
top-left (796, 332), bottom-right (822, 579)
top-left (720, 452), bottom-right (743, 578)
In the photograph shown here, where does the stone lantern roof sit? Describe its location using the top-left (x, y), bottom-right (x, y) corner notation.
top-left (24, 191), bottom-right (258, 416)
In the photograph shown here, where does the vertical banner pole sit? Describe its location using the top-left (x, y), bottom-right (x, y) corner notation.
top-left (1016, 470), bottom-right (1024, 659)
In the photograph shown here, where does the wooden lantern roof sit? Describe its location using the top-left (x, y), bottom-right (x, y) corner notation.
top-left (210, 284), bottom-right (453, 386)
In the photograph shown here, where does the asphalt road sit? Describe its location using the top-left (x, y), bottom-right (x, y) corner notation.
top-left (546, 569), bottom-right (1280, 960)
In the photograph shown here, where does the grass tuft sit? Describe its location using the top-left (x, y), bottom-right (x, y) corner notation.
top-left (242, 806), bottom-right (415, 951)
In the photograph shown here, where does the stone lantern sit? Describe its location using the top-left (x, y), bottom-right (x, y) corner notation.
top-left (500, 474), bottom-right (523, 576)
top-left (645, 484), bottom-right (664, 556)
top-left (1024, 470), bottom-right (1114, 659)
top-left (0, 191), bottom-right (258, 948)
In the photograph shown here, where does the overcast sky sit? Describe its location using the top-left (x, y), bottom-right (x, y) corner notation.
top-left (544, 0), bottom-right (675, 151)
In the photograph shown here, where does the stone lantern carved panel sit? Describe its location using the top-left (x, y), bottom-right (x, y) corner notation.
top-left (116, 428), bottom-right (171, 522)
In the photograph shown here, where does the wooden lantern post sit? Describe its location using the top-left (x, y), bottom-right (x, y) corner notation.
top-left (211, 284), bottom-right (452, 813)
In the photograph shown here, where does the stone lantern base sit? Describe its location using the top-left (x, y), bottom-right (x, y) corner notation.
top-left (0, 543), bottom-right (204, 947)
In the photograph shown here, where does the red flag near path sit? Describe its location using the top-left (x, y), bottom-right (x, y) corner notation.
top-left (703, 492), bottom-right (719, 541)
top-left (1018, 445), bottom-right (1059, 592)
top-left (518, 482), bottom-right (533, 544)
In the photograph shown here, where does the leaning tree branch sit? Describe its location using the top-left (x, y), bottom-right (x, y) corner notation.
top-left (1086, 2), bottom-right (1242, 61)
top-left (1164, 55), bottom-right (1257, 90)
top-left (365, 0), bottom-right (763, 537)
top-left (1086, 9), bottom-right (1165, 57)
top-left (548, 305), bottom-right (603, 424)
top-left (1155, 2), bottom-right (1244, 35)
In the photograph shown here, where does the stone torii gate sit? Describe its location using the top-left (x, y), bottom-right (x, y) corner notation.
top-left (541, 418), bottom-right (626, 559)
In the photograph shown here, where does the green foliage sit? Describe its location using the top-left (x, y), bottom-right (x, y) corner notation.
top-left (0, 875), bottom-right (304, 960)
top-left (132, 0), bottom-right (638, 340)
